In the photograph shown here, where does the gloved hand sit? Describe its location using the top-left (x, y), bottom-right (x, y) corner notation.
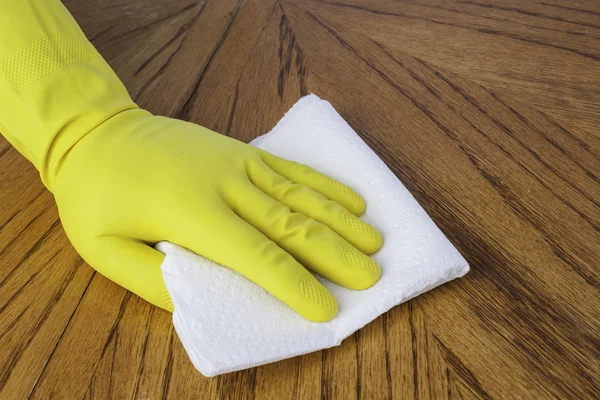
top-left (57, 111), bottom-right (383, 321)
top-left (0, 0), bottom-right (382, 322)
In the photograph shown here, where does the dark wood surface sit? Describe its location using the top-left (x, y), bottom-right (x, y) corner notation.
top-left (1, 0), bottom-right (599, 398)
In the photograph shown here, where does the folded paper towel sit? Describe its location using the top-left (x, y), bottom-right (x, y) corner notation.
top-left (157, 94), bottom-right (469, 376)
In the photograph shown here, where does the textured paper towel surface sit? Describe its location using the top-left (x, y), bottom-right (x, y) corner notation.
top-left (157, 94), bottom-right (469, 377)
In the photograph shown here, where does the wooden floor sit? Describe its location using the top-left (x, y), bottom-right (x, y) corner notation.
top-left (1, 0), bottom-right (599, 398)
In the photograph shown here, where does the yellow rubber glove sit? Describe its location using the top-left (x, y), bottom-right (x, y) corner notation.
top-left (0, 0), bottom-right (383, 322)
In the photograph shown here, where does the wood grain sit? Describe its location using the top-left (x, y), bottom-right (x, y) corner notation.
top-left (1, 0), bottom-right (599, 398)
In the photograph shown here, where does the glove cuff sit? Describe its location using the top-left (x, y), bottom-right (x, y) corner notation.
top-left (0, 0), bottom-right (138, 190)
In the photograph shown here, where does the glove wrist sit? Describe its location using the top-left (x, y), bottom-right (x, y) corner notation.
top-left (0, 0), bottom-right (138, 190)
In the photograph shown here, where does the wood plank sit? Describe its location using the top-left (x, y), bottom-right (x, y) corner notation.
top-left (279, 3), bottom-right (600, 397)
top-left (301, 0), bottom-right (600, 135)
top-left (0, 139), bottom-right (96, 399)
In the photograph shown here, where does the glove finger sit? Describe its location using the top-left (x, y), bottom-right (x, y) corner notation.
top-left (92, 237), bottom-right (174, 311)
top-left (247, 160), bottom-right (382, 254)
top-left (259, 151), bottom-right (366, 216)
top-left (169, 208), bottom-right (338, 322)
top-left (227, 183), bottom-right (381, 291)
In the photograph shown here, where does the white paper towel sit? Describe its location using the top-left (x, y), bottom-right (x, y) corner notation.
top-left (157, 94), bottom-right (469, 377)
